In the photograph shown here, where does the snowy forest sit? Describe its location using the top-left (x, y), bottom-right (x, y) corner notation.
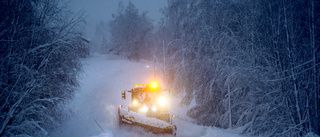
top-left (108, 0), bottom-right (320, 136)
top-left (1, 0), bottom-right (319, 136)
top-left (0, 0), bottom-right (88, 136)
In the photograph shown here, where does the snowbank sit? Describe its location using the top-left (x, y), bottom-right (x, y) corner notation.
top-left (92, 130), bottom-right (114, 137)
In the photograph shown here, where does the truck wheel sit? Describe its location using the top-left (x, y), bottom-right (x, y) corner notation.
top-left (118, 105), bottom-right (122, 125)
top-left (172, 125), bottom-right (177, 136)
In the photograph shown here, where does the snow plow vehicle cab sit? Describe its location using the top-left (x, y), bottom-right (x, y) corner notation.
top-left (119, 82), bottom-right (176, 135)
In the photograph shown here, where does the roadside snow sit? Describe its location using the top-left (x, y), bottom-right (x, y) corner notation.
top-left (174, 118), bottom-right (247, 137)
top-left (92, 130), bottom-right (114, 137)
top-left (49, 53), bottom-right (249, 137)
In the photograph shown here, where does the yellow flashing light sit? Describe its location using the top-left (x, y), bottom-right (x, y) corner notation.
top-left (150, 81), bottom-right (159, 88)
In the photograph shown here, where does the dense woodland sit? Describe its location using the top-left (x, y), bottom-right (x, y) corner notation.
top-left (0, 0), bottom-right (319, 136)
top-left (0, 0), bottom-right (88, 136)
top-left (109, 1), bottom-right (153, 61)
top-left (109, 0), bottom-right (320, 136)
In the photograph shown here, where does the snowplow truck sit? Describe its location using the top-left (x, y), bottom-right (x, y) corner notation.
top-left (118, 83), bottom-right (177, 135)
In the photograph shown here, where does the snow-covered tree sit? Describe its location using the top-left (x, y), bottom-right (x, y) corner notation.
top-left (0, 0), bottom-right (87, 136)
top-left (91, 21), bottom-right (109, 53)
top-left (156, 0), bottom-right (320, 136)
top-left (109, 1), bottom-right (153, 61)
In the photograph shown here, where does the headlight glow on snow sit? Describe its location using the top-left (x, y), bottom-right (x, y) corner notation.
top-left (151, 106), bottom-right (157, 112)
top-left (141, 105), bottom-right (148, 113)
top-left (158, 97), bottom-right (167, 106)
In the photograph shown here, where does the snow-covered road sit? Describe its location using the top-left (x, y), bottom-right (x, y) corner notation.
top-left (50, 54), bottom-right (247, 137)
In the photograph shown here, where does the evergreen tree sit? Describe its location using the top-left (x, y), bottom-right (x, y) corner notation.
top-left (109, 1), bottom-right (153, 61)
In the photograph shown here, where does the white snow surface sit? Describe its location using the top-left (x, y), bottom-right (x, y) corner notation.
top-left (92, 130), bottom-right (114, 137)
top-left (49, 53), bottom-right (248, 137)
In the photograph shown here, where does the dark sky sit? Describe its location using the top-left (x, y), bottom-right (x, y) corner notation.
top-left (69, 0), bottom-right (167, 39)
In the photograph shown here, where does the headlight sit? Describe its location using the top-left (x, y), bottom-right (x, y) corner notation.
top-left (151, 106), bottom-right (157, 112)
top-left (141, 105), bottom-right (148, 113)
top-left (158, 97), bottom-right (167, 106)
top-left (133, 100), bottom-right (138, 105)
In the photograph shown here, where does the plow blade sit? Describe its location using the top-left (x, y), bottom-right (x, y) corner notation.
top-left (118, 105), bottom-right (177, 135)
